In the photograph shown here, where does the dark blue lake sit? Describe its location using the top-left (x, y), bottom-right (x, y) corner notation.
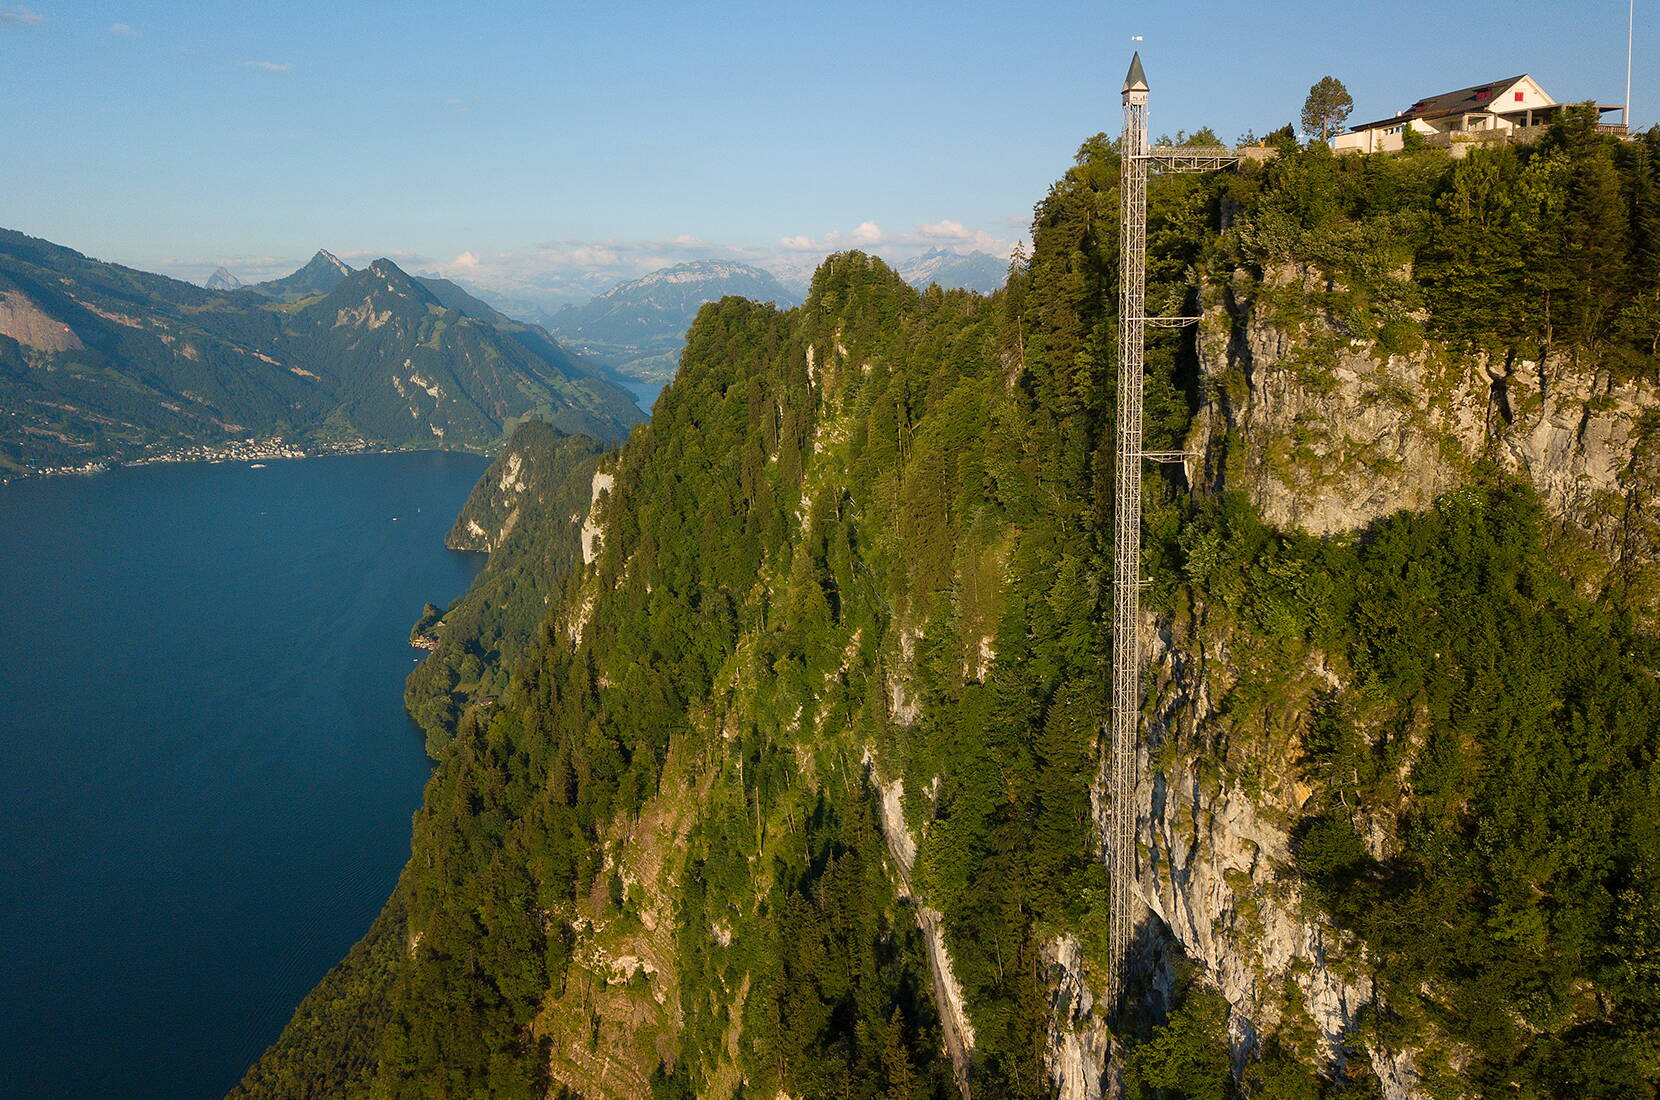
top-left (0, 451), bottom-right (490, 1100)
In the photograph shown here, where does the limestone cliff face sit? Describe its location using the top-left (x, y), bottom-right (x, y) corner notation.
top-left (1084, 266), bottom-right (1660, 1099)
top-left (1041, 935), bottom-right (1110, 1100)
top-left (1132, 608), bottom-right (1422, 1098)
top-left (869, 766), bottom-right (978, 1098)
top-left (448, 448), bottom-right (531, 552)
top-left (445, 421), bottom-right (605, 553)
top-left (1191, 266), bottom-right (1660, 602)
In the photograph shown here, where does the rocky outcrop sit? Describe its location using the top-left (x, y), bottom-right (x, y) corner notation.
top-left (867, 762), bottom-right (977, 1098)
top-left (0, 290), bottom-right (83, 352)
top-left (1129, 608), bottom-right (1421, 1097)
top-left (1192, 267), bottom-right (1660, 573)
top-left (581, 467), bottom-right (615, 565)
top-left (1041, 935), bottom-right (1110, 1100)
top-left (445, 422), bottom-right (604, 554)
top-left (538, 744), bottom-right (698, 1100)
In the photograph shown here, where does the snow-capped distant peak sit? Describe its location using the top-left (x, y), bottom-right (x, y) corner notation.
top-left (594, 260), bottom-right (787, 300)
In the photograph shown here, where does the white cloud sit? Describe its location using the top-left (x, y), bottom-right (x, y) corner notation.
top-left (566, 245), bottom-right (618, 267)
top-left (917, 219), bottom-right (968, 240)
top-left (451, 250), bottom-right (479, 269)
top-left (778, 221), bottom-right (880, 252)
top-left (108, 22), bottom-right (136, 36)
top-left (243, 60), bottom-right (290, 72)
top-left (0, 5), bottom-right (45, 25)
top-left (778, 218), bottom-right (1018, 262)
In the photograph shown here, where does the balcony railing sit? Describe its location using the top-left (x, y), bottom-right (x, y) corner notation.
top-left (1420, 121), bottom-right (1631, 148)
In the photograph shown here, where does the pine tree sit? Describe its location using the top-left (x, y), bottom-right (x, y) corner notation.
top-left (1301, 76), bottom-right (1354, 142)
top-left (1559, 145), bottom-right (1632, 353)
top-left (1618, 139), bottom-right (1660, 357)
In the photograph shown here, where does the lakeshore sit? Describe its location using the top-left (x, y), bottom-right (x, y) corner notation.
top-left (8, 435), bottom-right (494, 483)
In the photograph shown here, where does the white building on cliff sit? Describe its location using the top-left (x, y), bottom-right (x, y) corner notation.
top-left (1333, 74), bottom-right (1625, 154)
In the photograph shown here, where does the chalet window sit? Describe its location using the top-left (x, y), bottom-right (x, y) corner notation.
top-left (1515, 91), bottom-right (1525, 102)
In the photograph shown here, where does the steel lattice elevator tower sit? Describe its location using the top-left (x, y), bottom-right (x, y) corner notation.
top-left (1107, 53), bottom-right (1236, 1010)
top-left (1107, 51), bottom-right (1150, 1012)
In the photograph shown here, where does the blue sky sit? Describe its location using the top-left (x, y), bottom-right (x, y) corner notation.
top-left (1, 0), bottom-right (1651, 303)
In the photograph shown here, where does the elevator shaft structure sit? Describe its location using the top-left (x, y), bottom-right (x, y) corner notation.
top-left (1107, 53), bottom-right (1236, 1011)
top-left (1108, 53), bottom-right (1151, 1013)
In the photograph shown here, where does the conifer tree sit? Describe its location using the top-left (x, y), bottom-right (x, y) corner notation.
top-left (1301, 76), bottom-right (1354, 142)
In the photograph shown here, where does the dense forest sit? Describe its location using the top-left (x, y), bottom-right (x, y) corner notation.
top-left (234, 111), bottom-right (1660, 1099)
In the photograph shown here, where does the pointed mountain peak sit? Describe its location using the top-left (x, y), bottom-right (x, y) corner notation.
top-left (306, 249), bottom-right (352, 276)
top-left (205, 266), bottom-right (243, 291)
top-left (251, 250), bottom-right (354, 301)
top-left (1123, 51), bottom-right (1148, 94)
top-left (344, 257), bottom-right (440, 307)
top-left (366, 257), bottom-right (422, 289)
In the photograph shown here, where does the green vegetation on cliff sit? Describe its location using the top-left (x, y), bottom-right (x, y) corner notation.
top-left (1165, 485), bottom-right (1660, 1095)
top-left (404, 421), bottom-right (609, 753)
top-left (235, 114), bottom-right (1660, 1100)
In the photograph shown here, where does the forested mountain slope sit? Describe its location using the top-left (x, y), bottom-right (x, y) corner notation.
top-left (550, 260), bottom-right (801, 393)
top-left (234, 113), bottom-right (1660, 1100)
top-left (0, 233), bottom-right (640, 472)
top-left (404, 420), bottom-right (610, 754)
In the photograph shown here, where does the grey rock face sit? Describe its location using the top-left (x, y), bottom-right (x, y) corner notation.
top-left (1067, 265), bottom-right (1660, 1099)
top-left (1190, 266), bottom-right (1659, 560)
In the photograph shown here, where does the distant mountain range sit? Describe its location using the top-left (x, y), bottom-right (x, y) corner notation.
top-left (535, 251), bottom-right (1009, 405)
top-left (895, 248), bottom-right (1009, 294)
top-left (547, 260), bottom-right (801, 400)
top-left (0, 231), bottom-right (641, 474)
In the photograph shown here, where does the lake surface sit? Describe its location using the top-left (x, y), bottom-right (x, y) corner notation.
top-left (0, 451), bottom-right (489, 1100)
top-left (619, 374), bottom-right (668, 412)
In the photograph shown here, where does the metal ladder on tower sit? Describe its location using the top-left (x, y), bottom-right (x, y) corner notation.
top-left (1108, 52), bottom-right (1238, 1013)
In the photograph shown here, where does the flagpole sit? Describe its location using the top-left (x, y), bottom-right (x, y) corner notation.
top-left (1628, 0), bottom-right (1636, 128)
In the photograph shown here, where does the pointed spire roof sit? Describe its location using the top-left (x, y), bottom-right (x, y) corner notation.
top-left (1123, 51), bottom-right (1148, 94)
